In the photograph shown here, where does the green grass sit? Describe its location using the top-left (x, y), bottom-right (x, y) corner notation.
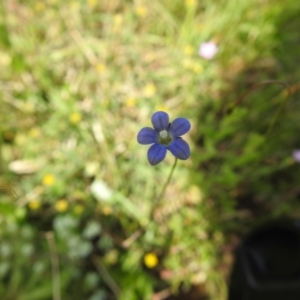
top-left (0, 0), bottom-right (300, 299)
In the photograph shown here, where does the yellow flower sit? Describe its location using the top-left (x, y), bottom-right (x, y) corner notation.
top-left (35, 2), bottom-right (46, 12)
top-left (182, 58), bottom-right (203, 73)
top-left (185, 0), bottom-right (196, 8)
top-left (43, 174), bottom-right (55, 186)
top-left (143, 83), bottom-right (156, 97)
top-left (113, 14), bottom-right (123, 31)
top-left (73, 204), bottom-right (84, 215)
top-left (144, 252), bottom-right (158, 268)
top-left (155, 105), bottom-right (168, 112)
top-left (0, 53), bottom-right (11, 66)
top-left (28, 200), bottom-right (41, 210)
top-left (69, 112), bottom-right (82, 124)
top-left (101, 205), bottom-right (112, 216)
top-left (186, 185), bottom-right (203, 204)
top-left (29, 128), bottom-right (41, 138)
top-left (104, 249), bottom-right (119, 265)
top-left (184, 45), bottom-right (194, 56)
top-left (192, 63), bottom-right (203, 74)
top-left (55, 199), bottom-right (69, 212)
top-left (135, 6), bottom-right (148, 17)
top-left (114, 14), bottom-right (123, 25)
top-left (88, 0), bottom-right (97, 8)
top-left (125, 97), bottom-right (137, 107)
top-left (96, 63), bottom-right (106, 74)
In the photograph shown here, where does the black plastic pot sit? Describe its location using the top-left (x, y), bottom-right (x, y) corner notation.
top-left (228, 219), bottom-right (300, 300)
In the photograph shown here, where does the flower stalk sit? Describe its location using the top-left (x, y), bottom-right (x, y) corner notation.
top-left (156, 157), bottom-right (177, 204)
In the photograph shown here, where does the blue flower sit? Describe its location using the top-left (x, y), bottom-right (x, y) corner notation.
top-left (137, 111), bottom-right (191, 165)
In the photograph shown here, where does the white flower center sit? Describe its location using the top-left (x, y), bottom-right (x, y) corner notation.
top-left (159, 130), bottom-right (168, 139)
top-left (158, 130), bottom-right (172, 145)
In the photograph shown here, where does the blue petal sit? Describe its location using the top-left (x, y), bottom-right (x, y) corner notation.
top-left (137, 127), bottom-right (158, 145)
top-left (151, 111), bottom-right (169, 131)
top-left (169, 118), bottom-right (191, 137)
top-left (147, 144), bottom-right (167, 166)
top-left (168, 138), bottom-right (190, 160)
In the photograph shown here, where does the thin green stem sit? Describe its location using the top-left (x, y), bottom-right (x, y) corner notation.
top-left (0, 133), bottom-right (3, 175)
top-left (230, 80), bottom-right (290, 111)
top-left (265, 91), bottom-right (290, 136)
top-left (156, 158), bottom-right (178, 203)
top-left (93, 256), bottom-right (120, 298)
top-left (45, 232), bottom-right (61, 300)
top-left (150, 158), bottom-right (178, 221)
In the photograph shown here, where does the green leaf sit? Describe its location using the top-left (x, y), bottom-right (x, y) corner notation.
top-left (0, 24), bottom-right (10, 48)
top-left (11, 53), bottom-right (26, 73)
top-left (0, 201), bottom-right (15, 217)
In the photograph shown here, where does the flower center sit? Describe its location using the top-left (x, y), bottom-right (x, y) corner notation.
top-left (159, 130), bottom-right (172, 145)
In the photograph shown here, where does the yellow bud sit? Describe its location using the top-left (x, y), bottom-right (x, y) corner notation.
top-left (28, 200), bottom-right (41, 210)
top-left (88, 0), bottom-right (97, 8)
top-left (35, 2), bottom-right (46, 12)
top-left (96, 63), bottom-right (106, 74)
top-left (185, 0), bottom-right (196, 8)
top-left (144, 252), bottom-right (158, 268)
top-left (55, 199), bottom-right (69, 212)
top-left (104, 250), bottom-right (119, 265)
top-left (155, 105), bottom-right (168, 112)
top-left (43, 174), bottom-right (55, 186)
top-left (125, 97), bottom-right (137, 107)
top-left (192, 63), bottom-right (203, 74)
top-left (69, 112), bottom-right (82, 124)
top-left (102, 205), bottom-right (112, 216)
top-left (135, 6), bottom-right (148, 18)
top-left (113, 14), bottom-right (123, 26)
top-left (135, 6), bottom-right (148, 17)
top-left (29, 128), bottom-right (41, 138)
top-left (184, 45), bottom-right (194, 56)
top-left (143, 83), bottom-right (156, 97)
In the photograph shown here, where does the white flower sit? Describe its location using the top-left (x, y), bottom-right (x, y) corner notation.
top-left (198, 41), bottom-right (218, 60)
top-left (293, 150), bottom-right (300, 162)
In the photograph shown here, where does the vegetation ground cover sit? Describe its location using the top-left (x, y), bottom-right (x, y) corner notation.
top-left (0, 1), bottom-right (299, 299)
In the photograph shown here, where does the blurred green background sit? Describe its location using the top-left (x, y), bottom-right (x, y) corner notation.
top-left (1, 0), bottom-right (300, 299)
